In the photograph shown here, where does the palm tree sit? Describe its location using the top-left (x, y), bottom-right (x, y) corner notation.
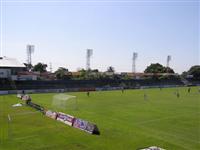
top-left (107, 66), bottom-right (115, 73)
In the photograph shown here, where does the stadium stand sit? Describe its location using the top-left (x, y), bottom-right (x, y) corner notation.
top-left (0, 78), bottom-right (184, 91)
top-left (186, 78), bottom-right (200, 86)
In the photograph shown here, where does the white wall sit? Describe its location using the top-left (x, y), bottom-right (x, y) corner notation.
top-left (0, 69), bottom-right (11, 78)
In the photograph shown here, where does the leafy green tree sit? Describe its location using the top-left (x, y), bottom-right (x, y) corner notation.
top-left (33, 63), bottom-right (47, 72)
top-left (107, 66), bottom-right (115, 73)
top-left (77, 69), bottom-right (87, 79)
top-left (164, 67), bottom-right (175, 73)
top-left (144, 63), bottom-right (165, 73)
top-left (55, 67), bottom-right (71, 80)
top-left (89, 69), bottom-right (101, 80)
top-left (144, 63), bottom-right (174, 73)
top-left (181, 71), bottom-right (188, 78)
top-left (188, 65), bottom-right (200, 79)
top-left (121, 74), bottom-right (132, 80)
top-left (91, 69), bottom-right (99, 73)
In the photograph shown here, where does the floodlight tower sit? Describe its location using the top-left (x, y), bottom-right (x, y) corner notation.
top-left (166, 55), bottom-right (172, 73)
top-left (86, 49), bottom-right (93, 70)
top-left (27, 44), bottom-right (35, 66)
top-left (132, 52), bottom-right (138, 73)
top-left (167, 55), bottom-right (172, 68)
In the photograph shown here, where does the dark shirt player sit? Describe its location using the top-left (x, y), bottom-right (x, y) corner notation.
top-left (87, 91), bottom-right (90, 97)
top-left (177, 92), bottom-right (180, 98)
top-left (188, 88), bottom-right (191, 93)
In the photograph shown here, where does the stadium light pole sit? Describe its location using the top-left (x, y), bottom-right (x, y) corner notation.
top-left (86, 49), bottom-right (93, 71)
top-left (167, 55), bottom-right (171, 68)
top-left (132, 52), bottom-right (138, 73)
top-left (27, 45), bottom-right (35, 66)
top-left (166, 55), bottom-right (172, 73)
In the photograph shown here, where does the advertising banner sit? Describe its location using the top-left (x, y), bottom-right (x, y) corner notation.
top-left (85, 122), bottom-right (95, 134)
top-left (85, 122), bottom-right (100, 135)
top-left (57, 112), bottom-right (75, 126)
top-left (73, 118), bottom-right (100, 135)
top-left (73, 118), bottom-right (88, 131)
top-left (45, 110), bottom-right (57, 120)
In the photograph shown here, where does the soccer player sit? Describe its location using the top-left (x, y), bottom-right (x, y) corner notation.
top-left (87, 91), bottom-right (90, 97)
top-left (177, 91), bottom-right (180, 98)
top-left (159, 86), bottom-right (162, 91)
top-left (188, 87), bottom-right (191, 93)
top-left (144, 92), bottom-right (147, 100)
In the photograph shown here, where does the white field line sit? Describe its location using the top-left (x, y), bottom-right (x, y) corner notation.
top-left (12, 124), bottom-right (65, 141)
top-left (12, 124), bottom-right (58, 140)
top-left (11, 111), bottom-right (40, 116)
top-left (134, 112), bottom-right (200, 145)
top-left (140, 125), bottom-right (200, 145)
top-left (134, 112), bottom-right (200, 126)
top-left (13, 135), bottom-right (38, 141)
top-left (107, 112), bottom-right (200, 144)
top-left (7, 114), bottom-right (11, 122)
top-left (139, 128), bottom-right (194, 150)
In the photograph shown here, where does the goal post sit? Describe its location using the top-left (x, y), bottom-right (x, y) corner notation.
top-left (52, 94), bottom-right (78, 112)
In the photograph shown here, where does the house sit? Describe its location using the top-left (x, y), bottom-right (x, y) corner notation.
top-left (0, 56), bottom-right (25, 79)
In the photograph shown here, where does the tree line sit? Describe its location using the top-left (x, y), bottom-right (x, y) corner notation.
top-left (24, 62), bottom-right (200, 80)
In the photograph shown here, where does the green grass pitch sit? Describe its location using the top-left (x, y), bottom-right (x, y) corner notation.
top-left (0, 87), bottom-right (199, 150)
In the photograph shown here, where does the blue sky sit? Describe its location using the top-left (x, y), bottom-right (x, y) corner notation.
top-left (0, 0), bottom-right (199, 73)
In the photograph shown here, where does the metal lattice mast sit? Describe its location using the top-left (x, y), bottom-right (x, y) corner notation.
top-left (86, 49), bottom-right (93, 70)
top-left (167, 55), bottom-right (171, 68)
top-left (132, 52), bottom-right (138, 73)
top-left (27, 45), bottom-right (34, 65)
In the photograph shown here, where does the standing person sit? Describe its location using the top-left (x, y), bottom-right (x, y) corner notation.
top-left (144, 92), bottom-right (147, 100)
top-left (159, 86), bottom-right (162, 91)
top-left (87, 91), bottom-right (90, 97)
top-left (188, 87), bottom-right (191, 93)
top-left (177, 91), bottom-right (180, 98)
top-left (122, 88), bottom-right (124, 93)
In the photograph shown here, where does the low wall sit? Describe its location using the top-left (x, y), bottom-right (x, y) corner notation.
top-left (0, 84), bottom-right (189, 95)
top-left (0, 91), bottom-right (9, 95)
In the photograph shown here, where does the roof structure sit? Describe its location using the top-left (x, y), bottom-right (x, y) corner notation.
top-left (0, 56), bottom-right (25, 68)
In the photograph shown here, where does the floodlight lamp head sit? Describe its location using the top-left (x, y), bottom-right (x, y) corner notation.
top-left (166, 55), bottom-right (172, 68)
top-left (86, 49), bottom-right (93, 70)
top-left (27, 45), bottom-right (35, 54)
top-left (87, 49), bottom-right (93, 57)
top-left (133, 52), bottom-right (138, 60)
top-left (167, 55), bottom-right (171, 61)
